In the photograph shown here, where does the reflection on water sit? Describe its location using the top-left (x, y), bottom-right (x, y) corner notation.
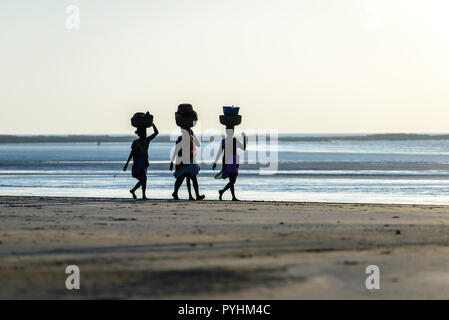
top-left (1, 138), bottom-right (449, 204)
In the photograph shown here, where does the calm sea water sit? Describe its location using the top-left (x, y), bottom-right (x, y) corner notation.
top-left (2, 135), bottom-right (449, 204)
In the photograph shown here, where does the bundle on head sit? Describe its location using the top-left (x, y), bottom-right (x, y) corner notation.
top-left (175, 103), bottom-right (198, 129)
top-left (131, 111), bottom-right (153, 128)
top-left (220, 106), bottom-right (241, 129)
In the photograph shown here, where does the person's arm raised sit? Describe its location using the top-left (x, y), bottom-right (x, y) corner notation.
top-left (191, 129), bottom-right (200, 147)
top-left (190, 129), bottom-right (201, 147)
top-left (242, 132), bottom-right (246, 151)
top-left (147, 124), bottom-right (159, 142)
top-left (236, 132), bottom-right (247, 151)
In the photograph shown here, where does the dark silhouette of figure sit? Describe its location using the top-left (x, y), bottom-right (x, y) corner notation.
top-left (123, 124), bottom-right (159, 200)
top-left (213, 129), bottom-right (246, 201)
top-left (185, 177), bottom-right (194, 200)
top-left (170, 129), bottom-right (205, 201)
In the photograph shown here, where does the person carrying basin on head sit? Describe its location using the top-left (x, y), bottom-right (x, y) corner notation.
top-left (170, 103), bottom-right (205, 201)
top-left (124, 111), bottom-right (159, 200)
top-left (212, 105), bottom-right (246, 201)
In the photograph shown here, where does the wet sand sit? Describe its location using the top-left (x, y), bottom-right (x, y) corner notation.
top-left (1, 196), bottom-right (449, 299)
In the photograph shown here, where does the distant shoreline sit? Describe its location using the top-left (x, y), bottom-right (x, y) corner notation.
top-left (2, 133), bottom-right (449, 143)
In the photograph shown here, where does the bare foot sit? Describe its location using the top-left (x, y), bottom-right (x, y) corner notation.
top-left (142, 196), bottom-right (148, 201)
top-left (172, 192), bottom-right (179, 201)
top-left (218, 190), bottom-right (224, 201)
top-left (130, 190), bottom-right (137, 200)
top-left (196, 194), bottom-right (205, 201)
top-left (189, 195), bottom-right (195, 201)
top-left (232, 197), bottom-right (240, 201)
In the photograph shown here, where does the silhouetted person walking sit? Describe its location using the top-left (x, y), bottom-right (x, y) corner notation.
top-left (170, 128), bottom-right (205, 201)
top-left (213, 129), bottom-right (246, 201)
top-left (123, 124), bottom-right (159, 200)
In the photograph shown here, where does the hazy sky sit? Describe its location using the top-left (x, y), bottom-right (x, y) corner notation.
top-left (1, 0), bottom-right (449, 134)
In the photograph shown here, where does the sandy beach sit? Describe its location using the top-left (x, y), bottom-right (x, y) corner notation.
top-left (1, 196), bottom-right (449, 299)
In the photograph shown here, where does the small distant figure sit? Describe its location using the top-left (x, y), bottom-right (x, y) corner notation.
top-left (123, 124), bottom-right (159, 200)
top-left (213, 129), bottom-right (246, 201)
top-left (170, 128), bottom-right (205, 201)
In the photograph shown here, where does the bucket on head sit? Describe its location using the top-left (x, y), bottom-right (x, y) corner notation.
top-left (223, 106), bottom-right (240, 116)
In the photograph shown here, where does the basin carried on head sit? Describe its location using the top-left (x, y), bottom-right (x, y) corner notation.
top-left (175, 112), bottom-right (198, 129)
top-left (175, 104), bottom-right (198, 129)
top-left (131, 112), bottom-right (153, 128)
top-left (220, 105), bottom-right (241, 128)
top-left (219, 115), bottom-right (242, 128)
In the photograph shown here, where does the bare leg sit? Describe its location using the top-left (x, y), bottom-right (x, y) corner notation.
top-left (172, 176), bottom-right (185, 200)
top-left (186, 178), bottom-right (194, 200)
top-left (130, 181), bottom-right (142, 199)
top-left (142, 176), bottom-right (147, 200)
top-left (220, 175), bottom-right (238, 200)
top-left (191, 176), bottom-right (205, 200)
top-left (229, 175), bottom-right (238, 201)
top-left (221, 178), bottom-right (233, 194)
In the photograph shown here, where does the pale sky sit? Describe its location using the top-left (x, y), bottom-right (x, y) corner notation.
top-left (1, 0), bottom-right (449, 134)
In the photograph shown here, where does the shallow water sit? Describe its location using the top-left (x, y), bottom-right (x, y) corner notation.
top-left (2, 136), bottom-right (449, 204)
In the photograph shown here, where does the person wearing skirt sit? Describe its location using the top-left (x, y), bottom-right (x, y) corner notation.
top-left (212, 129), bottom-right (246, 201)
top-left (170, 128), bottom-right (205, 201)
